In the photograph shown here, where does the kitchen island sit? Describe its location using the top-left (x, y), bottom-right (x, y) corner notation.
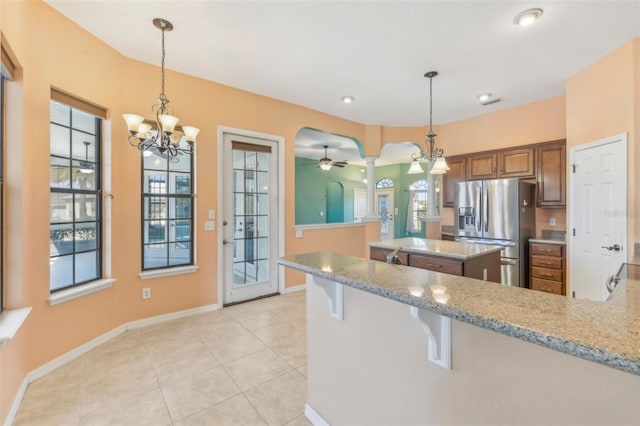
top-left (369, 237), bottom-right (502, 282)
top-left (279, 252), bottom-right (640, 425)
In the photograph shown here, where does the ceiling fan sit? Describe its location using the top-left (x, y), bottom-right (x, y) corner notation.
top-left (302, 145), bottom-right (348, 171)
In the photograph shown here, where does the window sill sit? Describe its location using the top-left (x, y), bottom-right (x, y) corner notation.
top-left (0, 307), bottom-right (32, 348)
top-left (421, 216), bottom-right (441, 222)
top-left (48, 278), bottom-right (117, 306)
top-left (139, 265), bottom-right (199, 280)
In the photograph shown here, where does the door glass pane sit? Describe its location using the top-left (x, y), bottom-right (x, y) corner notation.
top-left (232, 146), bottom-right (271, 286)
top-left (379, 195), bottom-right (390, 234)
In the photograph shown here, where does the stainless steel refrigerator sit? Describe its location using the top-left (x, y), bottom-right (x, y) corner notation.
top-left (454, 178), bottom-right (534, 287)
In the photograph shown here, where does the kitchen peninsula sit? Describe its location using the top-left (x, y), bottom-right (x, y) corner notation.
top-left (280, 252), bottom-right (640, 425)
top-left (369, 237), bottom-right (502, 282)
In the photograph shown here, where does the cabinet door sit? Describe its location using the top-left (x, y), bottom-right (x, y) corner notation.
top-left (537, 142), bottom-right (566, 207)
top-left (442, 156), bottom-right (466, 207)
top-left (498, 148), bottom-right (535, 178)
top-left (467, 153), bottom-right (497, 180)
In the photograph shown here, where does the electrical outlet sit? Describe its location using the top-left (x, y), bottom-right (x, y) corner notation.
top-left (142, 288), bottom-right (151, 299)
top-left (549, 217), bottom-right (556, 226)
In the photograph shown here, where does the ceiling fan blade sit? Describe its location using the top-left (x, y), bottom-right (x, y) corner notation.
top-left (333, 161), bottom-right (348, 165)
top-left (332, 163), bottom-right (346, 168)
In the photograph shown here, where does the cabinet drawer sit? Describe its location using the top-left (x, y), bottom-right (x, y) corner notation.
top-left (530, 244), bottom-right (562, 257)
top-left (531, 256), bottom-right (562, 269)
top-left (531, 278), bottom-right (564, 295)
top-left (409, 254), bottom-right (463, 276)
top-left (370, 247), bottom-right (409, 265)
top-left (531, 267), bottom-right (563, 282)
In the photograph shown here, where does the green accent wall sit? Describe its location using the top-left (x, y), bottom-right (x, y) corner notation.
top-left (295, 157), bottom-right (367, 225)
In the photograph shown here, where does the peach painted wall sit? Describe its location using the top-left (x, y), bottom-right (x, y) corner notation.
top-left (434, 96), bottom-right (567, 234)
top-left (566, 38), bottom-right (639, 252)
top-left (0, 1), bottom-right (370, 421)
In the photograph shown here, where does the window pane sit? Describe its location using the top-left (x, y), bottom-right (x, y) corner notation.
top-left (144, 243), bottom-right (168, 269)
top-left (50, 255), bottom-right (73, 290)
top-left (256, 152), bottom-right (269, 172)
top-left (50, 101), bottom-right (70, 126)
top-left (50, 192), bottom-right (73, 223)
top-left (170, 173), bottom-right (191, 194)
top-left (170, 198), bottom-right (191, 219)
top-left (169, 242), bottom-right (190, 266)
top-left (257, 237), bottom-right (268, 260)
top-left (169, 152), bottom-right (190, 172)
top-left (71, 109), bottom-right (96, 134)
top-left (72, 160), bottom-right (97, 190)
top-left (256, 171), bottom-right (268, 193)
top-left (145, 220), bottom-right (167, 243)
top-left (50, 224), bottom-right (74, 256)
top-left (144, 196), bottom-right (167, 220)
top-left (257, 215), bottom-right (268, 238)
top-left (256, 259), bottom-right (269, 282)
top-left (75, 222), bottom-right (97, 252)
top-left (75, 194), bottom-right (97, 221)
top-left (50, 157), bottom-right (71, 189)
top-left (256, 194), bottom-right (269, 215)
top-left (75, 250), bottom-right (98, 283)
top-left (144, 152), bottom-right (168, 170)
top-left (51, 124), bottom-right (70, 158)
top-left (171, 219), bottom-right (191, 242)
top-left (71, 133), bottom-right (96, 161)
top-left (145, 172), bottom-right (167, 194)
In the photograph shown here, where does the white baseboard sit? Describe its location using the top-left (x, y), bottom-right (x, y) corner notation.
top-left (4, 302), bottom-right (218, 426)
top-left (305, 403), bottom-right (330, 426)
top-left (284, 284), bottom-right (306, 294)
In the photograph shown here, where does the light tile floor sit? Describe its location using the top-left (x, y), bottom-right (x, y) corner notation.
top-left (13, 291), bottom-right (311, 426)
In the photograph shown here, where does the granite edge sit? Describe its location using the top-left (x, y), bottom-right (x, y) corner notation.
top-left (278, 258), bottom-right (640, 376)
top-left (368, 241), bottom-right (503, 260)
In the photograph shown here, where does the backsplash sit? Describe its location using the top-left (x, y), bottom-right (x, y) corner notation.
top-left (540, 229), bottom-right (566, 240)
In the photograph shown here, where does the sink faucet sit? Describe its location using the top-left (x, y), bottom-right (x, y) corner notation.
top-left (386, 247), bottom-right (403, 264)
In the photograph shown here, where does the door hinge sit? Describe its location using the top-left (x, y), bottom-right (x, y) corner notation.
top-left (572, 164), bottom-right (576, 173)
top-left (572, 228), bottom-right (576, 236)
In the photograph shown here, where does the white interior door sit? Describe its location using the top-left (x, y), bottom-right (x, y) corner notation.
top-left (376, 189), bottom-right (394, 240)
top-left (222, 133), bottom-right (279, 304)
top-left (570, 134), bottom-right (627, 301)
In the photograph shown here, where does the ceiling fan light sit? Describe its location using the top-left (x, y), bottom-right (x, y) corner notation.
top-left (408, 159), bottom-right (425, 174)
top-left (319, 162), bottom-right (333, 172)
top-left (430, 157), bottom-right (450, 174)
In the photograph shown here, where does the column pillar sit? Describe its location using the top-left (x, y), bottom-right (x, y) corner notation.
top-left (365, 156), bottom-right (378, 220)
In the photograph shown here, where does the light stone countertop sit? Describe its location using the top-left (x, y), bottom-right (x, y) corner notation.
top-left (368, 238), bottom-right (503, 260)
top-left (529, 237), bottom-right (566, 245)
top-left (279, 251), bottom-right (640, 376)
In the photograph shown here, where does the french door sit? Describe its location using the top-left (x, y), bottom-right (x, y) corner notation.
top-left (222, 133), bottom-right (279, 304)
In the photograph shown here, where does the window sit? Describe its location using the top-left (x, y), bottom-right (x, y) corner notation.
top-left (49, 101), bottom-right (102, 292)
top-left (142, 149), bottom-right (194, 270)
top-left (376, 178), bottom-right (394, 189)
top-left (408, 180), bottom-right (428, 232)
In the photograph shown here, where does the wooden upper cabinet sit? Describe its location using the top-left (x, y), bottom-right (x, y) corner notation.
top-left (498, 147), bottom-right (535, 178)
top-left (537, 142), bottom-right (566, 207)
top-left (467, 153), bottom-right (497, 180)
top-left (442, 156), bottom-right (466, 207)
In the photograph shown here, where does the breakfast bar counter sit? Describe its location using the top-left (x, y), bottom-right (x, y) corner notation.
top-left (280, 251), bottom-right (640, 425)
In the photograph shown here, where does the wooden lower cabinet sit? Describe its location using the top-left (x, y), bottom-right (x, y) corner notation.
top-left (369, 246), bottom-right (500, 283)
top-left (529, 242), bottom-right (566, 295)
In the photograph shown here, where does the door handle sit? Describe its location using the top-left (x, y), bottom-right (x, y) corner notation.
top-left (601, 244), bottom-right (621, 252)
top-left (223, 239), bottom-right (232, 245)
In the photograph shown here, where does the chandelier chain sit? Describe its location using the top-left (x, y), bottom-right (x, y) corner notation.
top-left (429, 74), bottom-right (433, 134)
top-left (161, 27), bottom-right (166, 105)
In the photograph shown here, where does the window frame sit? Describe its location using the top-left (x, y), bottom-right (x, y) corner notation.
top-left (0, 75), bottom-right (4, 312)
top-left (49, 100), bottom-right (103, 293)
top-left (141, 148), bottom-right (195, 271)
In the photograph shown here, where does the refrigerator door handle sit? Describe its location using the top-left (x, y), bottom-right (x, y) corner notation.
top-left (476, 184), bottom-right (482, 233)
top-left (483, 183), bottom-right (489, 233)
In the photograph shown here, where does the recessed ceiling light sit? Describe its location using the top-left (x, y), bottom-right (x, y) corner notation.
top-left (477, 93), bottom-right (492, 102)
top-left (513, 8), bottom-right (543, 27)
top-left (341, 96), bottom-right (355, 104)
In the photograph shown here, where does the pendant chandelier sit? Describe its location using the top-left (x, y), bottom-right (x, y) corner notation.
top-left (408, 71), bottom-right (449, 175)
top-left (122, 18), bottom-right (199, 157)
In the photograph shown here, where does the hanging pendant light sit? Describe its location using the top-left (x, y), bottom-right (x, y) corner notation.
top-left (123, 18), bottom-right (199, 157)
top-left (409, 71), bottom-right (449, 175)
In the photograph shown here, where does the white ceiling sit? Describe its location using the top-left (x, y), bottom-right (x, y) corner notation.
top-left (45, 1), bottom-right (640, 165)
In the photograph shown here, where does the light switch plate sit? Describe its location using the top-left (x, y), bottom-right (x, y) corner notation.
top-left (549, 218), bottom-right (556, 226)
top-left (208, 210), bottom-right (215, 220)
